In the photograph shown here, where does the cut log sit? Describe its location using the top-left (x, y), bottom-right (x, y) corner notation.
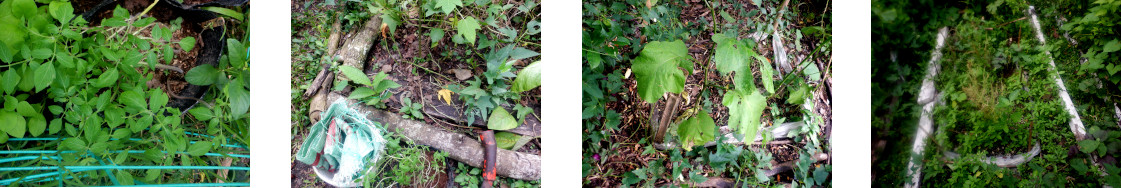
top-left (334, 16), bottom-right (382, 82)
top-left (327, 92), bottom-right (541, 180)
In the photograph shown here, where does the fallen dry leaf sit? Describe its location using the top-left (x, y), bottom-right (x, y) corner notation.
top-left (451, 69), bottom-right (473, 80)
top-left (438, 89), bottom-right (455, 105)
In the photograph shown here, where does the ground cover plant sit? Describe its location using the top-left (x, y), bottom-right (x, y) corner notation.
top-left (0, 0), bottom-right (250, 186)
top-left (290, 0), bottom-right (540, 186)
top-left (581, 0), bottom-right (832, 186)
top-left (872, 0), bottom-right (1121, 186)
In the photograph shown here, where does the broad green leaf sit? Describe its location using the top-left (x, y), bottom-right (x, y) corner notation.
top-left (434, 0), bottom-right (463, 14)
top-left (339, 65), bottom-right (371, 86)
top-left (48, 1), bottom-right (75, 25)
top-left (227, 81), bottom-right (250, 118)
top-left (27, 116), bottom-right (45, 137)
top-left (430, 28), bottom-right (445, 47)
top-left (188, 107), bottom-right (214, 121)
top-left (185, 64), bottom-right (218, 85)
top-left (677, 110), bottom-right (716, 151)
top-left (787, 84), bottom-right (809, 104)
top-left (712, 33), bottom-right (745, 76)
top-left (457, 17), bottom-right (481, 45)
top-left (0, 112), bottom-right (26, 138)
top-left (132, 115), bottom-right (152, 133)
top-left (487, 108), bottom-right (518, 130)
top-left (61, 137), bottom-right (85, 150)
top-left (511, 61), bottom-right (541, 92)
top-left (1105, 39), bottom-right (1121, 53)
top-left (31, 48), bottom-right (51, 60)
top-left (723, 90), bottom-right (766, 141)
top-left (16, 101), bottom-right (35, 117)
top-left (754, 54), bottom-right (774, 94)
top-left (55, 51), bottom-right (73, 68)
top-left (33, 62), bottom-right (55, 92)
top-left (226, 39), bottom-right (247, 67)
top-left (179, 37), bottom-right (196, 51)
top-left (149, 89), bottom-right (169, 111)
top-left (494, 131), bottom-right (520, 150)
top-left (348, 87), bottom-right (378, 99)
top-left (1, 70), bottom-right (18, 94)
top-left (0, 41), bottom-right (12, 63)
top-left (187, 141), bottom-right (212, 156)
top-left (49, 119), bottom-right (61, 135)
top-left (119, 91), bottom-right (147, 110)
top-left (116, 170), bottom-right (135, 186)
top-left (509, 47), bottom-right (540, 60)
top-left (112, 129), bottom-right (130, 139)
top-left (201, 7), bottom-right (244, 21)
top-left (94, 68), bottom-right (119, 88)
top-left (370, 72), bottom-right (401, 92)
top-left (11, 0), bottom-right (37, 19)
top-left (631, 40), bottom-right (693, 103)
top-left (802, 61), bottom-right (821, 81)
top-left (145, 169), bottom-right (161, 181)
top-left (1080, 139), bottom-right (1101, 154)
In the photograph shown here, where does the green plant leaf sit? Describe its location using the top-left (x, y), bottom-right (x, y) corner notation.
top-left (2, 70), bottom-right (18, 94)
top-left (27, 116), bottom-right (45, 137)
top-left (149, 89), bottom-right (169, 111)
top-left (457, 17), bottom-right (481, 45)
top-left (11, 0), bottom-right (37, 19)
top-left (48, 119), bottom-right (61, 135)
top-left (0, 41), bottom-right (12, 63)
top-left (511, 61), bottom-right (541, 92)
top-left (185, 64), bottom-right (218, 85)
top-left (723, 89), bottom-right (766, 141)
top-left (494, 131), bottom-right (520, 150)
top-left (1105, 39), bottom-right (1121, 53)
top-left (119, 91), bottom-right (147, 110)
top-left (754, 54), bottom-right (774, 94)
top-left (677, 110), bottom-right (716, 151)
top-left (94, 68), bottom-right (119, 88)
top-left (339, 65), bottom-right (371, 86)
top-left (61, 137), bottom-right (85, 150)
top-left (487, 108), bottom-right (518, 130)
top-left (188, 107), bottom-right (214, 121)
top-left (713, 33), bottom-right (746, 76)
top-left (370, 72), bottom-right (401, 92)
top-left (187, 141), bottom-right (212, 156)
top-left (226, 39), bottom-right (247, 67)
top-left (349, 87), bottom-right (378, 99)
top-left (509, 47), bottom-right (540, 61)
top-left (434, 0), bottom-right (463, 14)
top-left (631, 40), bottom-right (692, 103)
top-left (48, 1), bottom-right (75, 25)
top-left (201, 7), bottom-right (244, 21)
top-left (16, 101), bottom-right (35, 117)
top-left (227, 81), bottom-right (250, 118)
top-left (787, 83), bottom-right (809, 104)
top-left (33, 62), bottom-right (55, 92)
top-left (430, 28), bottom-right (445, 47)
top-left (179, 37), bottom-right (196, 51)
top-left (1, 112), bottom-right (26, 138)
top-left (1079, 139), bottom-right (1100, 154)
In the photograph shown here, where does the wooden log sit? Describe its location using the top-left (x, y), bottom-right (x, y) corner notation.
top-left (334, 16), bottom-right (382, 82)
top-left (327, 92), bottom-right (541, 180)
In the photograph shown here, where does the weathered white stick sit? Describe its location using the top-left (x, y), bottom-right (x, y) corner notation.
top-left (1028, 6), bottom-right (1087, 140)
top-left (942, 142), bottom-right (1041, 167)
top-left (905, 27), bottom-right (948, 188)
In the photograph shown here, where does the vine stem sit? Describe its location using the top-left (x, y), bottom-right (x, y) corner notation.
top-left (138, 0), bottom-right (161, 18)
